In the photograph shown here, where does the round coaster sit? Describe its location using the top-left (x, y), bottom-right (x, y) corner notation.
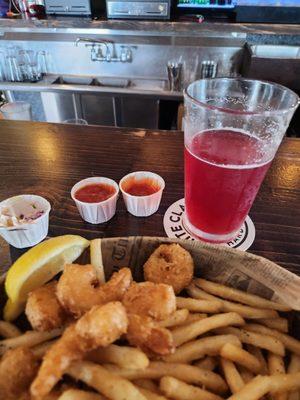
top-left (163, 198), bottom-right (255, 251)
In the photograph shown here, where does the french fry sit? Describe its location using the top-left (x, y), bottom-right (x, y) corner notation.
top-left (137, 387), bottom-right (168, 400)
top-left (188, 284), bottom-right (279, 319)
top-left (187, 284), bottom-right (222, 301)
top-left (288, 355), bottom-right (300, 400)
top-left (67, 361), bottom-right (147, 400)
top-left (215, 327), bottom-right (285, 356)
top-left (133, 379), bottom-right (160, 394)
top-left (0, 328), bottom-right (63, 355)
top-left (257, 318), bottom-right (288, 333)
top-left (268, 352), bottom-right (285, 374)
top-left (271, 373), bottom-right (300, 394)
top-left (244, 324), bottom-right (300, 356)
top-left (187, 284), bottom-right (223, 302)
top-left (176, 297), bottom-right (222, 313)
top-left (32, 339), bottom-right (57, 358)
top-left (288, 354), bottom-right (300, 374)
top-left (158, 309), bottom-right (189, 328)
top-left (246, 344), bottom-right (268, 375)
top-left (193, 356), bottom-right (218, 371)
top-left (164, 334), bottom-right (241, 363)
top-left (193, 278), bottom-right (291, 312)
top-left (178, 313), bottom-right (207, 326)
top-left (87, 344), bottom-right (149, 370)
top-left (90, 239), bottom-right (105, 284)
top-left (58, 389), bottom-right (107, 400)
top-left (172, 312), bottom-right (245, 346)
top-left (0, 320), bottom-right (22, 338)
top-left (104, 361), bottom-right (228, 394)
top-left (220, 357), bottom-right (245, 393)
top-left (228, 373), bottom-right (300, 400)
top-left (268, 353), bottom-right (287, 400)
top-left (160, 376), bottom-right (223, 400)
top-left (220, 343), bottom-right (262, 374)
top-left (238, 367), bottom-right (254, 384)
top-left (227, 375), bottom-right (274, 400)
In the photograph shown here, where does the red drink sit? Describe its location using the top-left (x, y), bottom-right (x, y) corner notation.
top-left (184, 129), bottom-right (272, 241)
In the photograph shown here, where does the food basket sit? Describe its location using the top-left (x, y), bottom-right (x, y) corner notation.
top-left (1, 236), bottom-right (300, 335)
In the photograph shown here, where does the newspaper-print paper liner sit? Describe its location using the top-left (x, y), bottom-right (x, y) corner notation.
top-left (93, 236), bottom-right (300, 310)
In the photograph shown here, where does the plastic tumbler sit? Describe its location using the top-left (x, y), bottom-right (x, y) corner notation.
top-left (0, 101), bottom-right (32, 121)
top-left (184, 78), bottom-right (299, 243)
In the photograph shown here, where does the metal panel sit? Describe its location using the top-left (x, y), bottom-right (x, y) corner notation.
top-left (107, 1), bottom-right (170, 19)
top-left (80, 94), bottom-right (115, 126)
top-left (242, 44), bottom-right (300, 91)
top-left (120, 96), bottom-right (159, 129)
top-left (45, 0), bottom-right (91, 15)
top-left (41, 92), bottom-right (75, 122)
top-left (0, 26), bottom-right (245, 129)
top-left (0, 39), bottom-right (244, 85)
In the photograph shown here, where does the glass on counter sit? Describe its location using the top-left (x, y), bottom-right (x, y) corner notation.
top-left (0, 101), bottom-right (32, 120)
top-left (184, 78), bottom-right (299, 243)
top-left (0, 47), bottom-right (51, 82)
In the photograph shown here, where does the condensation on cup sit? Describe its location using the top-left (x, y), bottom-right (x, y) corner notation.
top-left (183, 78), bottom-right (299, 243)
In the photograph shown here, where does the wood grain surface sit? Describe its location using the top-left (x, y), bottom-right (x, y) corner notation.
top-left (0, 120), bottom-right (299, 276)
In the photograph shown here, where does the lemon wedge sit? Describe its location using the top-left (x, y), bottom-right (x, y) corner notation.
top-left (4, 234), bottom-right (89, 321)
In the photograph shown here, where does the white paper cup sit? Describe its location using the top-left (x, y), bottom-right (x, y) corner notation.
top-left (120, 171), bottom-right (165, 217)
top-left (71, 177), bottom-right (119, 224)
top-left (0, 195), bottom-right (51, 248)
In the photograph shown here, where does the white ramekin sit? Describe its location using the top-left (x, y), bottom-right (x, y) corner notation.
top-left (0, 194), bottom-right (51, 248)
top-left (119, 171), bottom-right (165, 217)
top-left (71, 177), bottom-right (119, 224)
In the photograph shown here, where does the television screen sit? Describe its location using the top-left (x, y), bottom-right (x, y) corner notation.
top-left (177, 0), bottom-right (300, 8)
top-left (237, 0), bottom-right (300, 5)
top-left (177, 0), bottom-right (236, 9)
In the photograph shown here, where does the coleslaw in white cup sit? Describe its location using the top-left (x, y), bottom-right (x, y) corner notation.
top-left (0, 194), bottom-right (51, 248)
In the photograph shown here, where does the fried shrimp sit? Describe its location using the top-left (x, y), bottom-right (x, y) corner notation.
top-left (75, 302), bottom-right (129, 349)
top-left (123, 282), bottom-right (176, 320)
top-left (30, 302), bottom-right (128, 399)
top-left (126, 313), bottom-right (174, 356)
top-left (25, 281), bottom-right (68, 332)
top-left (56, 265), bottom-right (132, 317)
top-left (0, 347), bottom-right (39, 400)
top-left (122, 281), bottom-right (175, 355)
top-left (31, 324), bottom-right (82, 400)
top-left (143, 244), bottom-right (194, 294)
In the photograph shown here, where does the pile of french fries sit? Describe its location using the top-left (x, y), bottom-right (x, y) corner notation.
top-left (1, 277), bottom-right (300, 400)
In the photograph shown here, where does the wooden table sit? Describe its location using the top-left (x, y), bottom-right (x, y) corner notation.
top-left (0, 120), bottom-right (299, 276)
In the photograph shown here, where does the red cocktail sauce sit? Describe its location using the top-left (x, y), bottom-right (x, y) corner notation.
top-left (75, 183), bottom-right (116, 203)
top-left (122, 177), bottom-right (160, 196)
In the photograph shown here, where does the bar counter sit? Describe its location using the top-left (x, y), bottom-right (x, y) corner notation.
top-left (0, 18), bottom-right (300, 44)
top-left (0, 120), bottom-right (299, 276)
top-left (0, 18), bottom-right (299, 37)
